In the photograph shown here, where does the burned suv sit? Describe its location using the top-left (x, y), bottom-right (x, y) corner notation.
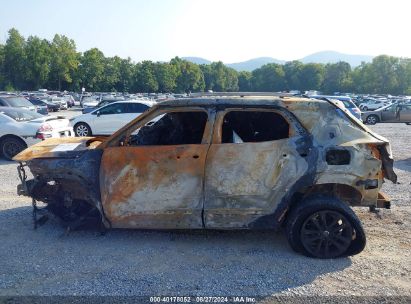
top-left (14, 94), bottom-right (397, 259)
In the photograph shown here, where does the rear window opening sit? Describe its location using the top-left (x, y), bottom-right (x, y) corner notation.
top-left (0, 108), bottom-right (43, 121)
top-left (129, 111), bottom-right (208, 146)
top-left (221, 111), bottom-right (290, 143)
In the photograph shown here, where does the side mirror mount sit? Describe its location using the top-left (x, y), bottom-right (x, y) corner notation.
top-left (96, 111), bottom-right (101, 117)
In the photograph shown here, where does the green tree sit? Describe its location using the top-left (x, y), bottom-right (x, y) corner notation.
top-left (200, 62), bottom-right (238, 92)
top-left (210, 61), bottom-right (238, 92)
top-left (133, 61), bottom-right (158, 92)
top-left (0, 43), bottom-right (5, 90)
top-left (3, 28), bottom-right (27, 89)
top-left (78, 48), bottom-right (105, 91)
top-left (101, 56), bottom-right (121, 92)
top-left (118, 57), bottom-right (134, 93)
top-left (238, 71), bottom-right (253, 91)
top-left (171, 57), bottom-right (205, 93)
top-left (68, 52), bottom-right (83, 91)
top-left (283, 60), bottom-right (303, 90)
top-left (155, 62), bottom-right (177, 92)
top-left (25, 36), bottom-right (51, 90)
top-left (252, 63), bottom-right (285, 91)
top-left (352, 62), bottom-right (372, 93)
top-left (299, 63), bottom-right (325, 91)
top-left (199, 64), bottom-right (213, 91)
top-left (322, 61), bottom-right (352, 94)
top-left (368, 55), bottom-right (400, 94)
top-left (396, 58), bottom-right (411, 95)
top-left (49, 34), bottom-right (79, 90)
top-left (352, 56), bottom-right (402, 94)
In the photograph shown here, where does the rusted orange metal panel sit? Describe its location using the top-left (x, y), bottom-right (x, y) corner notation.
top-left (13, 137), bottom-right (103, 161)
top-left (100, 145), bottom-right (208, 229)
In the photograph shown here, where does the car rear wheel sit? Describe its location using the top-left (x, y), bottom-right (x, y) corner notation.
top-left (365, 115), bottom-right (378, 125)
top-left (74, 123), bottom-right (92, 137)
top-left (1, 137), bottom-right (27, 160)
top-left (286, 196), bottom-right (366, 258)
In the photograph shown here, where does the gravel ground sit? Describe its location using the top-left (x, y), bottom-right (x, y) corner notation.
top-left (0, 121), bottom-right (410, 299)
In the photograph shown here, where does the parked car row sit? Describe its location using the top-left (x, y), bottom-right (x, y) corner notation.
top-left (358, 99), bottom-right (391, 111)
top-left (0, 107), bottom-right (73, 160)
top-left (1, 89), bottom-right (410, 161)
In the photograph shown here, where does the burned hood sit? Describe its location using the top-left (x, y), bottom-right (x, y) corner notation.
top-left (13, 137), bottom-right (104, 161)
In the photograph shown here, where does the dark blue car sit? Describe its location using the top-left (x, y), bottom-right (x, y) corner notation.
top-left (28, 98), bottom-right (49, 115)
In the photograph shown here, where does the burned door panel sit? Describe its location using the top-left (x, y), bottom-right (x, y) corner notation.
top-left (204, 140), bottom-right (308, 228)
top-left (100, 145), bottom-right (207, 229)
top-left (203, 109), bottom-right (309, 229)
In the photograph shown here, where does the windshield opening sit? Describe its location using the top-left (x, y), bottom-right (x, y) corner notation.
top-left (4, 97), bottom-right (32, 107)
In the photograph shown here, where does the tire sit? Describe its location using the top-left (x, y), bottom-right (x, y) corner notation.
top-left (365, 115), bottom-right (379, 125)
top-left (362, 106), bottom-right (368, 111)
top-left (286, 196), bottom-right (366, 259)
top-left (74, 122), bottom-right (92, 137)
top-left (0, 136), bottom-right (27, 160)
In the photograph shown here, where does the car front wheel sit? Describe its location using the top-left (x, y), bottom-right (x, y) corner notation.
top-left (1, 137), bottom-right (27, 160)
top-left (365, 115), bottom-right (378, 125)
top-left (286, 196), bottom-right (366, 258)
top-left (74, 123), bottom-right (92, 137)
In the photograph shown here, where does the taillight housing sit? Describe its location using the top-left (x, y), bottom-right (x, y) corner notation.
top-left (36, 133), bottom-right (45, 140)
top-left (38, 123), bottom-right (53, 132)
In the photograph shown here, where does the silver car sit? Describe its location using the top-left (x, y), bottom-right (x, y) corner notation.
top-left (362, 103), bottom-right (411, 125)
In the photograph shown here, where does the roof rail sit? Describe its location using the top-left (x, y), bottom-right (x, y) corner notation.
top-left (188, 92), bottom-right (294, 97)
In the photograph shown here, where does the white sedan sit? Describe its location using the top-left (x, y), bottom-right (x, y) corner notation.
top-left (359, 100), bottom-right (391, 111)
top-left (71, 100), bottom-right (154, 137)
top-left (0, 107), bottom-right (73, 160)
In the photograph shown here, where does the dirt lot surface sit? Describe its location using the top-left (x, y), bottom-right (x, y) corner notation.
top-left (0, 118), bottom-right (410, 299)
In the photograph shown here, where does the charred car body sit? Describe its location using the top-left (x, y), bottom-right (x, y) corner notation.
top-left (15, 94), bottom-right (397, 258)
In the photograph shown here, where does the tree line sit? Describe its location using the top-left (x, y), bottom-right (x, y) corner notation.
top-left (1, 28), bottom-right (411, 95)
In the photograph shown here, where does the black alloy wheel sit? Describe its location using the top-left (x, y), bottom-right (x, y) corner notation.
top-left (300, 210), bottom-right (353, 259)
top-left (1, 137), bottom-right (27, 160)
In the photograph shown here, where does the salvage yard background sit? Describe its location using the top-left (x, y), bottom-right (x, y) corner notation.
top-left (0, 110), bottom-right (410, 297)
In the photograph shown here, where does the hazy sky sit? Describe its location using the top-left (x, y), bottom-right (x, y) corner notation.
top-left (0, 0), bottom-right (410, 63)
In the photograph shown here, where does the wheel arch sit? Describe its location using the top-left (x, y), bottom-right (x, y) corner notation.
top-left (0, 134), bottom-right (28, 146)
top-left (286, 183), bottom-right (363, 215)
top-left (256, 182), bottom-right (364, 230)
top-left (366, 114), bottom-right (380, 124)
top-left (73, 121), bottom-right (92, 136)
top-left (0, 134), bottom-right (28, 159)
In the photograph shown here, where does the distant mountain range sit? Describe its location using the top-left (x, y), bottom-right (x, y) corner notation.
top-left (182, 51), bottom-right (374, 71)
